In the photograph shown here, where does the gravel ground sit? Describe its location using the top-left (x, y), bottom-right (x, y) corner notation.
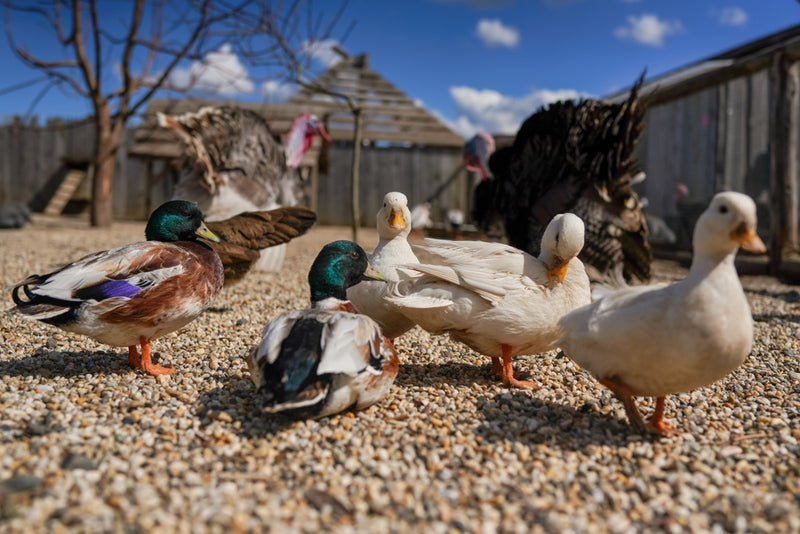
top-left (1, 215), bottom-right (799, 533)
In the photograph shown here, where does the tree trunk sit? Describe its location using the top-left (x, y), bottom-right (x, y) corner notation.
top-left (91, 105), bottom-right (123, 227)
top-left (350, 107), bottom-right (363, 242)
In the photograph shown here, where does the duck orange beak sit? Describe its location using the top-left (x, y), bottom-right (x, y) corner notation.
top-left (731, 223), bottom-right (766, 253)
top-left (548, 256), bottom-right (568, 284)
top-left (388, 209), bottom-right (406, 230)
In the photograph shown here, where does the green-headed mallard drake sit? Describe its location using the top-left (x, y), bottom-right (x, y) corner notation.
top-left (247, 240), bottom-right (400, 419)
top-left (11, 200), bottom-right (224, 376)
top-left (557, 192), bottom-right (766, 436)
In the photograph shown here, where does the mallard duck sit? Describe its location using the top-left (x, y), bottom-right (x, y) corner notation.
top-left (205, 206), bottom-right (317, 285)
top-left (11, 200), bottom-right (224, 376)
top-left (387, 213), bottom-right (591, 389)
top-left (347, 192), bottom-right (419, 338)
top-left (247, 240), bottom-right (400, 419)
top-left (556, 191), bottom-right (766, 436)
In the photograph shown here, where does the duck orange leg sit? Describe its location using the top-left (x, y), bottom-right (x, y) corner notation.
top-left (491, 356), bottom-right (503, 377)
top-left (645, 396), bottom-right (681, 437)
top-left (500, 344), bottom-right (538, 390)
top-left (598, 377), bottom-right (647, 432)
top-left (127, 337), bottom-right (175, 376)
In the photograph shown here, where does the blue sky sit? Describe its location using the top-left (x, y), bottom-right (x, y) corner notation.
top-left (1, 0), bottom-right (798, 138)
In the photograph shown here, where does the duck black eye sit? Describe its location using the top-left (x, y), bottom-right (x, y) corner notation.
top-left (719, 205), bottom-right (728, 214)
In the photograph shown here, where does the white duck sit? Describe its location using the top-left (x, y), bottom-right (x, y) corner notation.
top-left (387, 213), bottom-right (591, 389)
top-left (556, 191), bottom-right (766, 436)
top-left (347, 192), bottom-right (420, 339)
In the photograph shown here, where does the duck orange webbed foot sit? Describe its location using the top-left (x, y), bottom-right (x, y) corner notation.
top-left (644, 396), bottom-right (681, 437)
top-left (128, 339), bottom-right (176, 376)
top-left (501, 350), bottom-right (539, 390)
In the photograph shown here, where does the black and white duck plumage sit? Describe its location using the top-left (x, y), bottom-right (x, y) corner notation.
top-left (247, 241), bottom-right (400, 419)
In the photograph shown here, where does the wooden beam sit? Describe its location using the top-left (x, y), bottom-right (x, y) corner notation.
top-left (769, 52), bottom-right (800, 274)
top-left (641, 41), bottom-right (800, 107)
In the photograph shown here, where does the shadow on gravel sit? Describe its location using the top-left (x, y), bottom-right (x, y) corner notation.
top-left (394, 361), bottom-right (499, 388)
top-left (0, 350), bottom-right (134, 378)
top-left (746, 287), bottom-right (800, 304)
top-left (195, 382), bottom-right (297, 438)
top-left (474, 392), bottom-right (659, 449)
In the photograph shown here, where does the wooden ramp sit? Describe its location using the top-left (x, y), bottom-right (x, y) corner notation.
top-left (43, 166), bottom-right (89, 216)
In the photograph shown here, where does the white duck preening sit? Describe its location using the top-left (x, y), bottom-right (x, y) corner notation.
top-left (556, 191), bottom-right (767, 436)
top-left (387, 213), bottom-right (591, 389)
top-left (347, 192), bottom-right (420, 339)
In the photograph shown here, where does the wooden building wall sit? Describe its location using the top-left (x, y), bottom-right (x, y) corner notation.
top-left (0, 119), bottom-right (465, 225)
top-left (317, 144), bottom-right (465, 227)
top-left (0, 119), bottom-right (173, 220)
top-left (636, 68), bottom-right (777, 245)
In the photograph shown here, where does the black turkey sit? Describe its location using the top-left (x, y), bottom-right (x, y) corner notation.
top-left (474, 73), bottom-right (651, 284)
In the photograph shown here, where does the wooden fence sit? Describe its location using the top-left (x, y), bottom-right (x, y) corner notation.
top-left (635, 67), bottom-right (778, 245)
top-left (0, 118), bottom-right (466, 225)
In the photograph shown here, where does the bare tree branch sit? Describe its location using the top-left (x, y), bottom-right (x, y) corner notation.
top-left (70, 0), bottom-right (98, 101)
top-left (3, 0), bottom-right (353, 227)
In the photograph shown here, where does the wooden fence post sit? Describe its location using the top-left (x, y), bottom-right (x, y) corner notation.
top-left (769, 51), bottom-right (800, 274)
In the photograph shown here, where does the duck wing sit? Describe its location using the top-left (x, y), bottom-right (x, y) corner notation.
top-left (252, 309), bottom-right (393, 414)
top-left (206, 206), bottom-right (316, 284)
top-left (206, 206), bottom-right (317, 250)
top-left (11, 242), bottom-right (192, 322)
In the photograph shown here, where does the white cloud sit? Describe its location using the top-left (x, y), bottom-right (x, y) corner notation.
top-left (168, 44), bottom-right (254, 95)
top-left (443, 85), bottom-right (586, 137)
top-left (475, 19), bottom-right (520, 48)
top-left (261, 79), bottom-right (296, 102)
top-left (613, 14), bottom-right (684, 47)
top-left (716, 7), bottom-right (748, 26)
top-left (301, 39), bottom-right (344, 68)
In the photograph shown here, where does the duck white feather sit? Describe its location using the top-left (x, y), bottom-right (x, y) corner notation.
top-left (556, 191), bottom-right (767, 436)
top-left (348, 192), bottom-right (420, 338)
top-left (387, 213), bottom-right (591, 388)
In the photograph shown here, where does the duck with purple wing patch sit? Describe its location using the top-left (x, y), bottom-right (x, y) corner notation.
top-left (247, 241), bottom-right (400, 419)
top-left (11, 200), bottom-right (224, 376)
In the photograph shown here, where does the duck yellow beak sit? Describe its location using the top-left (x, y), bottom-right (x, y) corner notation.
top-left (196, 221), bottom-right (221, 243)
top-left (362, 263), bottom-right (387, 282)
top-left (388, 209), bottom-right (406, 230)
top-left (548, 256), bottom-right (568, 284)
top-left (730, 223), bottom-right (766, 253)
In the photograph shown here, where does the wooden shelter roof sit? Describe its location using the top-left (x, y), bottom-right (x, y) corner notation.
top-left (607, 23), bottom-right (800, 106)
top-left (130, 53), bottom-right (464, 159)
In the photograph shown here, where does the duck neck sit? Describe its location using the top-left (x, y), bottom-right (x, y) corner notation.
top-left (686, 249), bottom-right (738, 285)
top-left (311, 285), bottom-right (348, 303)
top-left (312, 296), bottom-right (352, 311)
top-left (375, 233), bottom-right (412, 255)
